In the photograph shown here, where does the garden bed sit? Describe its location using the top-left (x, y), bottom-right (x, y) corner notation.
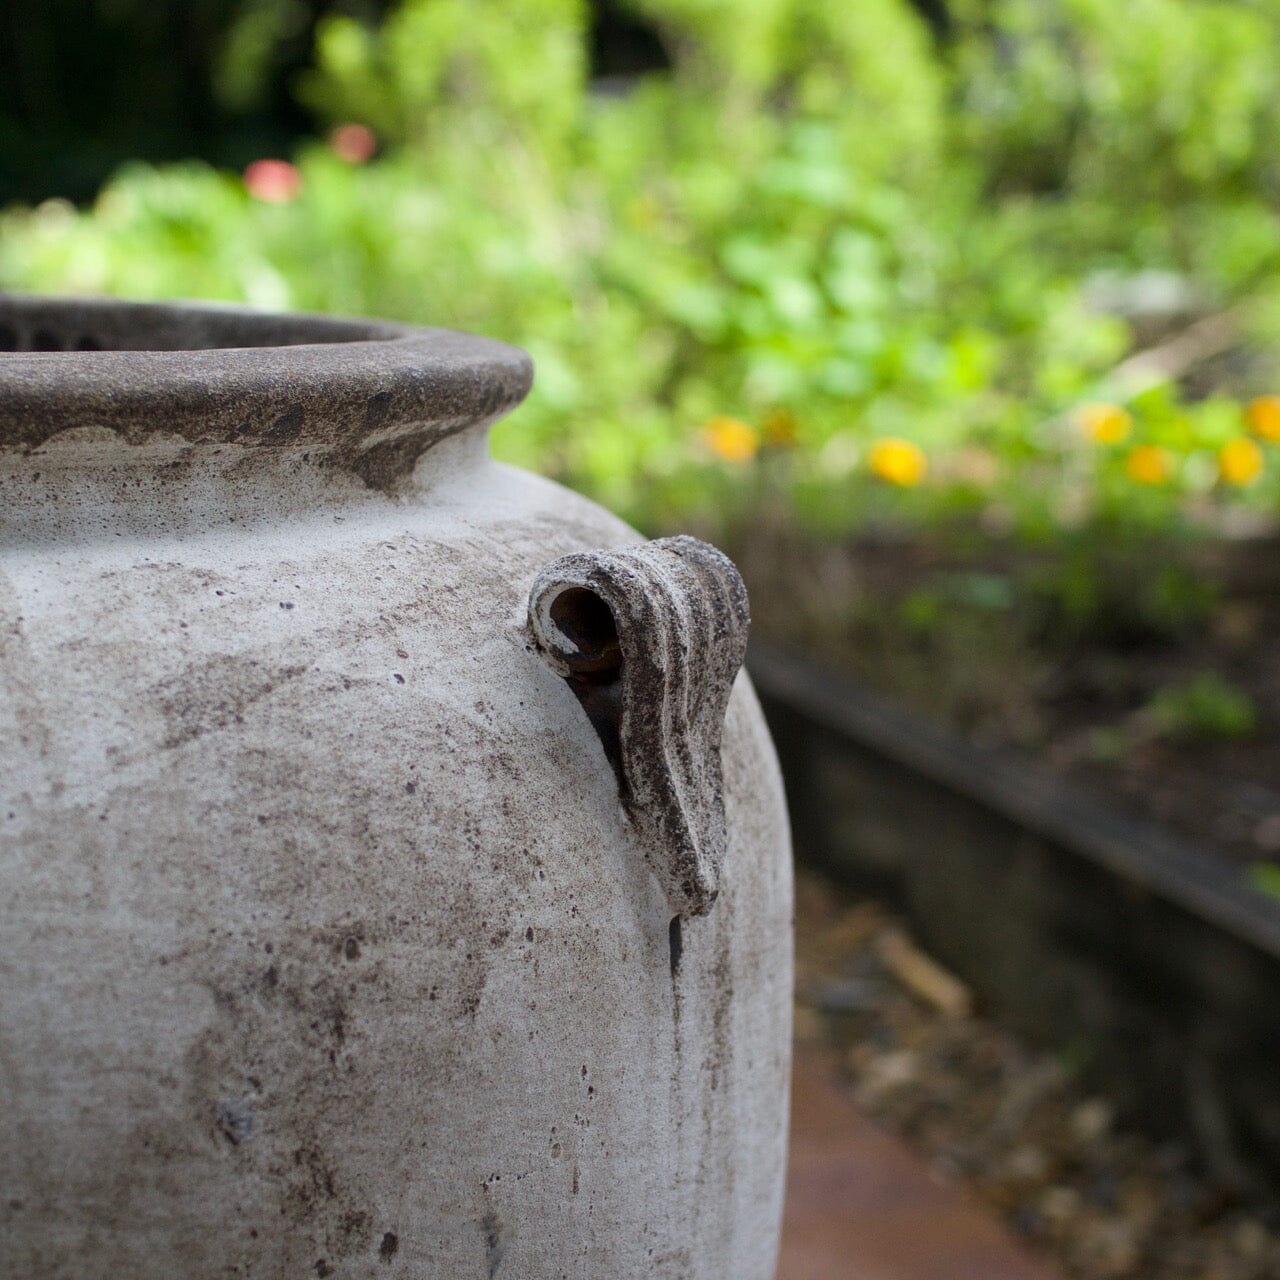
top-left (737, 526), bottom-right (1280, 880)
top-left (747, 633), bottom-right (1280, 1185)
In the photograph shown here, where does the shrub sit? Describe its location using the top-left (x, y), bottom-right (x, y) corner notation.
top-left (3, 0), bottom-right (1279, 544)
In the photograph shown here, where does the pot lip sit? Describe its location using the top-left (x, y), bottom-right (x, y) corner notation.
top-left (0, 294), bottom-right (534, 461)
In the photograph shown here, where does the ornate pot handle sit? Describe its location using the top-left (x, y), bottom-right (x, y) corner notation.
top-left (527, 536), bottom-right (750, 918)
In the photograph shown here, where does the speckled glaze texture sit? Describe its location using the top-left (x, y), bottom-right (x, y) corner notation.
top-left (0, 297), bottom-right (793, 1279)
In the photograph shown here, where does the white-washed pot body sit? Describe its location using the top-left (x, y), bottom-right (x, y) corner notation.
top-left (0, 300), bottom-right (792, 1279)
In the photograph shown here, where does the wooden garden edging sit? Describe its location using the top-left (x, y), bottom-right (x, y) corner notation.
top-left (749, 642), bottom-right (1280, 1189)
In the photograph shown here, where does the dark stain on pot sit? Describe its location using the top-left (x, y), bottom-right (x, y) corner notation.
top-left (670, 966), bottom-right (683, 1064)
top-left (315, 999), bottom-right (346, 1048)
top-left (363, 390), bottom-right (393, 428)
top-left (339, 1208), bottom-right (374, 1247)
top-left (342, 936), bottom-right (361, 961)
top-left (349, 426), bottom-right (440, 491)
top-left (184, 942), bottom-right (378, 1246)
top-left (706, 919), bottom-right (735, 1094)
top-left (481, 1210), bottom-right (509, 1278)
top-left (264, 403), bottom-right (305, 445)
top-left (154, 655), bottom-right (306, 751)
top-left (378, 1230), bottom-right (399, 1262)
top-left (289, 1142), bottom-right (340, 1209)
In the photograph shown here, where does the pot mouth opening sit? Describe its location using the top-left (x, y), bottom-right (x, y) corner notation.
top-left (0, 290), bottom-right (430, 350)
top-left (0, 296), bottom-right (533, 486)
top-left (0, 295), bottom-right (406, 353)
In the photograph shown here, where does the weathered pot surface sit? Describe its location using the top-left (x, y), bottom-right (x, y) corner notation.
top-left (0, 296), bottom-right (793, 1279)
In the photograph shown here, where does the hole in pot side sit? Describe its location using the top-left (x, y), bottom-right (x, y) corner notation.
top-left (548, 587), bottom-right (627, 795)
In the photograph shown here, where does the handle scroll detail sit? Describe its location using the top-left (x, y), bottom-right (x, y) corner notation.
top-left (527, 536), bottom-right (750, 918)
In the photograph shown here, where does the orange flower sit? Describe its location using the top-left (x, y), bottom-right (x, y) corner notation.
top-left (704, 416), bottom-right (759, 463)
top-left (868, 438), bottom-right (927, 486)
top-left (330, 123), bottom-right (378, 164)
top-left (1245, 395), bottom-right (1280, 442)
top-left (1220, 437), bottom-right (1264, 486)
top-left (1125, 444), bottom-right (1172, 485)
top-left (243, 159), bottom-right (302, 203)
top-left (1076, 402), bottom-right (1132, 445)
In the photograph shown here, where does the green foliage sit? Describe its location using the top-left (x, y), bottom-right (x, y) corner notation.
top-left (1027, 546), bottom-right (1217, 646)
top-left (3, 0), bottom-right (1280, 547)
top-left (302, 0), bottom-right (588, 160)
top-left (624, 0), bottom-right (947, 177)
top-left (1250, 862), bottom-right (1280, 902)
top-left (1146, 672), bottom-right (1257, 742)
top-left (952, 0), bottom-right (1280, 201)
top-left (216, 0), bottom-right (314, 113)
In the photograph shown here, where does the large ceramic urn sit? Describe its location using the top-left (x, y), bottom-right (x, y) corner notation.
top-left (0, 296), bottom-right (793, 1279)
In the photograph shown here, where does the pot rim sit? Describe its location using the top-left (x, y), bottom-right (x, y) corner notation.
top-left (0, 295), bottom-right (534, 469)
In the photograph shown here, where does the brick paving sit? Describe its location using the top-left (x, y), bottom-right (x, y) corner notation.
top-left (777, 1048), bottom-right (1062, 1280)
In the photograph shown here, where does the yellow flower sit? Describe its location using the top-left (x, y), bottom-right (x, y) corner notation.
top-left (704, 415), bottom-right (759, 463)
top-left (1220, 437), bottom-right (1265, 486)
top-left (1076, 402), bottom-right (1132, 445)
top-left (868, 437), bottom-right (927, 487)
top-left (1245, 395), bottom-right (1280, 442)
top-left (1124, 444), bottom-right (1172, 485)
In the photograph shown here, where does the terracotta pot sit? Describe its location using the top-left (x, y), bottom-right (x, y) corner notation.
top-left (0, 297), bottom-right (792, 1279)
